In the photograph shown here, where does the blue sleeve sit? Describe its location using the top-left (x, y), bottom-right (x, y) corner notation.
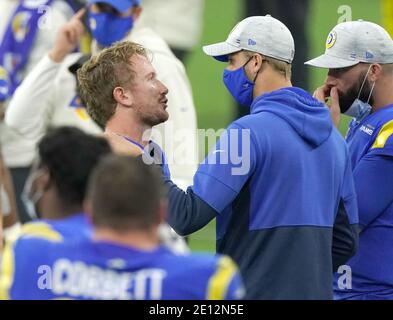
top-left (339, 151), bottom-right (359, 226)
top-left (166, 123), bottom-right (256, 236)
top-left (332, 152), bottom-right (359, 271)
top-left (165, 180), bottom-right (218, 236)
top-left (192, 123), bottom-right (256, 213)
top-left (352, 154), bottom-right (393, 229)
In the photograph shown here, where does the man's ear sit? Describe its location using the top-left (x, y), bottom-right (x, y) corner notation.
top-left (113, 86), bottom-right (133, 107)
top-left (131, 6), bottom-right (142, 21)
top-left (370, 64), bottom-right (383, 81)
top-left (254, 54), bottom-right (264, 67)
top-left (250, 53), bottom-right (264, 74)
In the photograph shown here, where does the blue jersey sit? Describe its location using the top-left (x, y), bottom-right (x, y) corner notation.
top-left (0, 238), bottom-right (244, 300)
top-left (18, 213), bottom-right (91, 242)
top-left (334, 104), bottom-right (393, 300)
top-left (167, 87), bottom-right (359, 299)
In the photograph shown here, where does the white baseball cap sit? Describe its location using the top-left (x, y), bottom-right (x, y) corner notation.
top-left (305, 20), bottom-right (393, 68)
top-left (203, 15), bottom-right (295, 63)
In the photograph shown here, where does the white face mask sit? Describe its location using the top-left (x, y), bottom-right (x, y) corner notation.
top-left (21, 168), bottom-right (45, 220)
top-left (345, 65), bottom-right (375, 120)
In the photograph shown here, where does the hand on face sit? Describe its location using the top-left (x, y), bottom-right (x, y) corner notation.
top-left (49, 9), bottom-right (86, 63)
top-left (313, 84), bottom-right (341, 128)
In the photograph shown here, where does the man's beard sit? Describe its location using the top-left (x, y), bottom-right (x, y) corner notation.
top-left (337, 71), bottom-right (375, 113)
top-left (142, 111), bottom-right (169, 128)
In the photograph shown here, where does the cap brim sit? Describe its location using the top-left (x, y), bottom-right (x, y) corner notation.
top-left (87, 0), bottom-right (137, 13)
top-left (305, 53), bottom-right (359, 69)
top-left (202, 41), bottom-right (241, 62)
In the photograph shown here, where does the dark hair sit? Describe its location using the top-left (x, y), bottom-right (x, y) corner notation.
top-left (87, 155), bottom-right (164, 231)
top-left (38, 127), bottom-right (112, 209)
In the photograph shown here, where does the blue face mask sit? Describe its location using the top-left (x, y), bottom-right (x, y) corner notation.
top-left (88, 12), bottom-right (133, 48)
top-left (344, 99), bottom-right (372, 120)
top-left (223, 56), bottom-right (259, 107)
top-left (344, 65), bottom-right (375, 121)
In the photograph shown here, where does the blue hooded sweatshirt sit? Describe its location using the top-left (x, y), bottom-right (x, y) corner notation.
top-left (166, 87), bottom-right (359, 299)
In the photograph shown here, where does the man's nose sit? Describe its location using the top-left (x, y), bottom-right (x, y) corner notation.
top-left (325, 73), bottom-right (338, 87)
top-left (159, 80), bottom-right (169, 95)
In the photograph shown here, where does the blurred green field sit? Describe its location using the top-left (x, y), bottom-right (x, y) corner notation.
top-left (186, 0), bottom-right (382, 252)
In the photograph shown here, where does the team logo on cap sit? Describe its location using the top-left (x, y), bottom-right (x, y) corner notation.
top-left (326, 31), bottom-right (337, 49)
top-left (365, 51), bottom-right (374, 60)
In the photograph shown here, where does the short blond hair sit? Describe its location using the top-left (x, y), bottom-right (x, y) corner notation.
top-left (245, 51), bottom-right (292, 79)
top-left (77, 41), bottom-right (147, 126)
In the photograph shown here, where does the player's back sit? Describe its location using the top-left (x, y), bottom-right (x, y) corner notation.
top-left (1, 237), bottom-right (244, 300)
top-left (18, 213), bottom-right (92, 242)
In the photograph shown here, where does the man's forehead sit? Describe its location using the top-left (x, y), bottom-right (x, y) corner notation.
top-left (129, 54), bottom-right (150, 67)
top-left (129, 53), bottom-right (148, 62)
top-left (129, 54), bottom-right (155, 75)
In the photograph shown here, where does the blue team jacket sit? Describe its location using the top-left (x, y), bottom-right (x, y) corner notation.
top-left (166, 87), bottom-right (359, 299)
top-left (334, 104), bottom-right (393, 300)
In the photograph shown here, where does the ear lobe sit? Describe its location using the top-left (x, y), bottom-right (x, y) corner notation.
top-left (254, 54), bottom-right (265, 73)
top-left (371, 64), bottom-right (382, 81)
top-left (255, 54), bottom-right (263, 66)
top-left (113, 87), bottom-right (134, 107)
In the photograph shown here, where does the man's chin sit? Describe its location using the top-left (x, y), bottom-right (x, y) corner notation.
top-left (160, 111), bottom-right (169, 123)
top-left (148, 113), bottom-right (169, 127)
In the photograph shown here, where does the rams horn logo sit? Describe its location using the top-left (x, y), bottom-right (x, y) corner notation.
top-left (326, 31), bottom-right (337, 49)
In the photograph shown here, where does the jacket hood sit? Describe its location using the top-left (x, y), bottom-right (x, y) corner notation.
top-left (250, 87), bottom-right (333, 147)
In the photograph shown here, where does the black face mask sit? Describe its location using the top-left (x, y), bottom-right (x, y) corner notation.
top-left (337, 70), bottom-right (375, 114)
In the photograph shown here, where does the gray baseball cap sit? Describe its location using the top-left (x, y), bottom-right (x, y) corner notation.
top-left (305, 20), bottom-right (393, 68)
top-left (203, 15), bottom-right (295, 63)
